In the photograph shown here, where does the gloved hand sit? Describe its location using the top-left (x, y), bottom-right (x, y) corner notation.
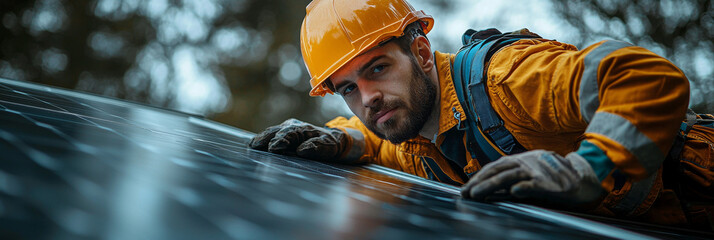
top-left (461, 150), bottom-right (606, 207)
top-left (249, 119), bottom-right (351, 161)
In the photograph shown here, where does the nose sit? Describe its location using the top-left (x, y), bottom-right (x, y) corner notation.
top-left (359, 78), bottom-right (382, 108)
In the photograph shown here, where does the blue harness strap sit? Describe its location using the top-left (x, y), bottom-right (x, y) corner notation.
top-left (452, 29), bottom-right (536, 166)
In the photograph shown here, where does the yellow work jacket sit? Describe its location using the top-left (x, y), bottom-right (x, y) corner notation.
top-left (326, 38), bottom-right (690, 218)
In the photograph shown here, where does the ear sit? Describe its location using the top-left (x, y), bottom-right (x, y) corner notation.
top-left (410, 35), bottom-right (434, 72)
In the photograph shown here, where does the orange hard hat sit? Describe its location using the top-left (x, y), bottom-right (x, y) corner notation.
top-left (300, 0), bottom-right (434, 96)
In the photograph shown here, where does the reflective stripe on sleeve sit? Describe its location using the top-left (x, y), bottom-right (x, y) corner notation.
top-left (579, 40), bottom-right (633, 123)
top-left (585, 112), bottom-right (664, 174)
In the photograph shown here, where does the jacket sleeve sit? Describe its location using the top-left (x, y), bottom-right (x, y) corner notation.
top-left (487, 39), bottom-right (690, 215)
top-left (572, 40), bottom-right (689, 182)
top-left (325, 116), bottom-right (412, 172)
top-left (575, 41), bottom-right (689, 215)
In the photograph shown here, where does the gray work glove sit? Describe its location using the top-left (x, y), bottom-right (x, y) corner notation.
top-left (249, 119), bottom-right (350, 161)
top-left (461, 150), bottom-right (606, 208)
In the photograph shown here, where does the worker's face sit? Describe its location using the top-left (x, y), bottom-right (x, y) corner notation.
top-left (329, 41), bottom-right (437, 144)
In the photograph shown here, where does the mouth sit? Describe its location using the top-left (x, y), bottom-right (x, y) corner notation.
top-left (373, 108), bottom-right (397, 125)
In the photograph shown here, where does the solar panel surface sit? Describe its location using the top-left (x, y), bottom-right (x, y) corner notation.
top-left (0, 78), bottom-right (709, 239)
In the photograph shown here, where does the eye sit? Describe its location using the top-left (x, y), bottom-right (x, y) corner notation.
top-left (339, 83), bottom-right (356, 96)
top-left (372, 65), bottom-right (386, 74)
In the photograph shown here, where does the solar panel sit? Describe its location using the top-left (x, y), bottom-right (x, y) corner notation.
top-left (0, 77), bottom-right (709, 239)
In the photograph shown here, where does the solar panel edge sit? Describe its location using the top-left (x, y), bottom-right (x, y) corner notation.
top-left (0, 77), bottom-right (204, 119)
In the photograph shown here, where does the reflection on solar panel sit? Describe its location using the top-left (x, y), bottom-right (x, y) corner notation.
top-left (0, 78), bottom-right (710, 239)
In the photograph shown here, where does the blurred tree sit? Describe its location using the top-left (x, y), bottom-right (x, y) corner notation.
top-left (0, 0), bottom-right (322, 132)
top-left (550, 0), bottom-right (714, 112)
top-left (0, 0), bottom-right (455, 133)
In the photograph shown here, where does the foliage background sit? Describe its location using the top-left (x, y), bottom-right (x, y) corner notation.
top-left (1, 0), bottom-right (712, 133)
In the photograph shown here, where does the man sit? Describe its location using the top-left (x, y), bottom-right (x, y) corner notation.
top-left (250, 0), bottom-right (714, 229)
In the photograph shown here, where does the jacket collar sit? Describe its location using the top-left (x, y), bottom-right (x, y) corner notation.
top-left (433, 51), bottom-right (467, 145)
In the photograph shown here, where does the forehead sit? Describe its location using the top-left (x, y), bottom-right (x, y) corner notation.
top-left (329, 42), bottom-right (404, 81)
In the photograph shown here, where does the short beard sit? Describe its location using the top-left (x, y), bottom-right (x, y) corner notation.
top-left (366, 55), bottom-right (437, 144)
